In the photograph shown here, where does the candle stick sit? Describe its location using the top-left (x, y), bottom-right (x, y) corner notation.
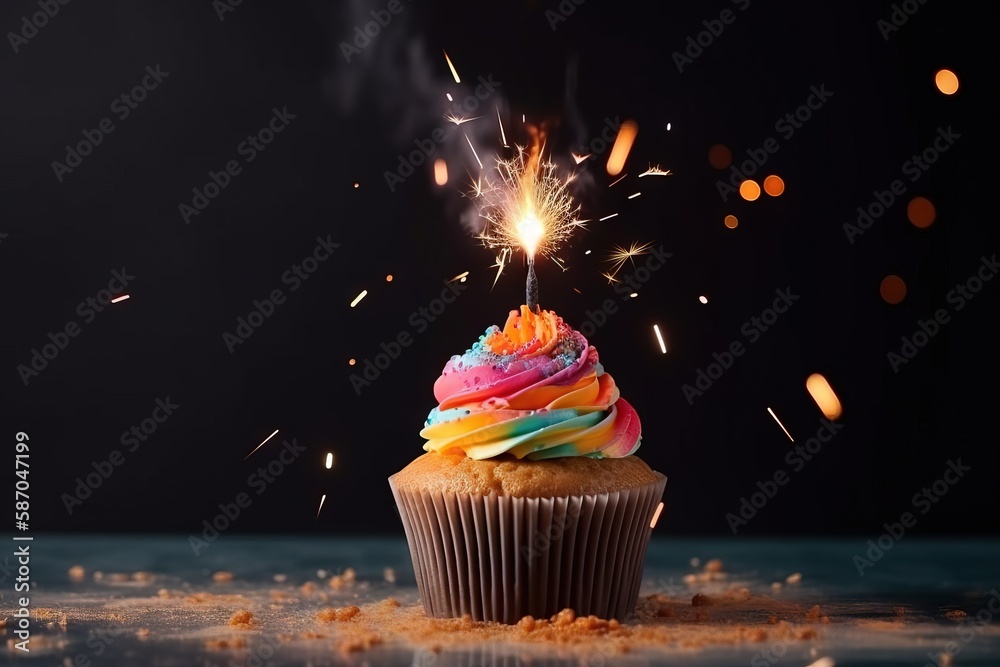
top-left (526, 256), bottom-right (539, 311)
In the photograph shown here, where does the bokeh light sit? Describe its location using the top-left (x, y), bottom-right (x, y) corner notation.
top-left (698, 295), bottom-right (708, 304)
top-left (724, 215), bottom-right (739, 229)
top-left (907, 196), bottom-right (936, 228)
top-left (935, 69), bottom-right (959, 95)
top-left (763, 175), bottom-right (785, 197)
top-left (806, 373), bottom-right (843, 420)
top-left (348, 358), bottom-right (356, 366)
top-left (739, 180), bottom-right (761, 201)
top-left (880, 275), bottom-right (907, 304)
top-left (606, 120), bottom-right (638, 176)
top-left (708, 144), bottom-right (733, 170)
top-left (386, 274), bottom-right (393, 282)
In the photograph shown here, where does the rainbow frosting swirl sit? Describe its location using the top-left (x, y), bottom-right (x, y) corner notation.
top-left (420, 306), bottom-right (642, 460)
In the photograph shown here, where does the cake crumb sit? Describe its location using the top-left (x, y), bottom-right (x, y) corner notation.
top-left (137, 628), bottom-right (151, 640)
top-left (317, 606), bottom-right (361, 622)
top-left (384, 567), bottom-right (396, 584)
top-left (805, 605), bottom-right (822, 621)
top-left (68, 565), bottom-right (86, 582)
top-left (786, 572), bottom-right (803, 585)
top-left (212, 571), bottom-right (234, 583)
top-left (227, 610), bottom-right (254, 629)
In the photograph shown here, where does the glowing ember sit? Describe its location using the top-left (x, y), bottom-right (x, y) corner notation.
top-left (111, 294), bottom-right (130, 303)
top-left (325, 452), bottom-right (335, 469)
top-left (446, 93), bottom-right (453, 101)
top-left (386, 274), bottom-right (393, 282)
top-left (599, 212), bottom-right (619, 221)
top-left (448, 271), bottom-right (470, 283)
top-left (316, 494), bottom-right (327, 519)
top-left (584, 250), bottom-right (591, 255)
top-left (349, 358), bottom-right (356, 366)
top-left (571, 152), bottom-right (591, 165)
top-left (639, 164), bottom-right (672, 177)
top-left (653, 325), bottom-right (667, 354)
top-left (433, 159), bottom-right (448, 185)
top-left (608, 173), bottom-right (628, 188)
top-left (442, 49), bottom-right (460, 83)
top-left (699, 295), bottom-right (708, 304)
top-left (245, 429), bottom-right (279, 460)
top-left (650, 501), bottom-right (664, 528)
top-left (629, 292), bottom-right (638, 298)
top-left (766, 407), bottom-right (794, 442)
top-left (806, 373), bottom-right (843, 420)
top-left (353, 182), bottom-right (359, 188)
top-left (350, 290), bottom-right (368, 307)
top-left (606, 120), bottom-right (638, 176)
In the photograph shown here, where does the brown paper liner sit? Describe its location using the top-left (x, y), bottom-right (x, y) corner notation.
top-left (389, 472), bottom-right (667, 624)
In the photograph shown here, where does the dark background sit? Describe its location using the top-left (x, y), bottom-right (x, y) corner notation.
top-left (2, 0), bottom-right (996, 537)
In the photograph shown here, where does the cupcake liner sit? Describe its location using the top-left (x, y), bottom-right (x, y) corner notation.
top-left (389, 472), bottom-right (667, 624)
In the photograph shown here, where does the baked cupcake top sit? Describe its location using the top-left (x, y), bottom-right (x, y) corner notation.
top-left (420, 306), bottom-right (641, 460)
top-left (394, 451), bottom-right (660, 497)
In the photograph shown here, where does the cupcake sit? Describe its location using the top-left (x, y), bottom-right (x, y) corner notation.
top-left (389, 305), bottom-right (666, 624)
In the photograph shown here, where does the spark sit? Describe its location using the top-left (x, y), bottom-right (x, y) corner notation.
top-left (448, 271), bottom-right (470, 283)
top-left (350, 290), bottom-right (367, 307)
top-left (316, 494), bottom-right (327, 519)
top-left (584, 250), bottom-right (592, 255)
top-left (608, 173), bottom-right (628, 188)
top-left (628, 192), bottom-right (641, 199)
top-left (699, 295), bottom-right (708, 304)
top-left (653, 325), bottom-right (667, 354)
top-left (245, 429), bottom-right (279, 460)
top-left (445, 112), bottom-right (482, 126)
top-left (573, 288), bottom-right (581, 294)
top-left (442, 50), bottom-right (460, 83)
top-left (666, 122), bottom-right (672, 131)
top-left (464, 133), bottom-right (483, 169)
top-left (599, 212), bottom-right (619, 221)
top-left (650, 501), bottom-right (665, 528)
top-left (496, 106), bottom-right (508, 147)
top-left (605, 241), bottom-right (654, 278)
top-left (601, 271), bottom-right (621, 285)
top-left (639, 164), bottom-right (673, 177)
top-left (767, 407), bottom-right (795, 442)
top-left (629, 292), bottom-right (638, 298)
top-left (471, 144), bottom-right (584, 282)
top-left (806, 374), bottom-right (843, 420)
top-left (325, 452), bottom-right (334, 469)
top-left (446, 93), bottom-right (453, 101)
top-left (111, 294), bottom-right (130, 303)
top-left (571, 152), bottom-right (591, 165)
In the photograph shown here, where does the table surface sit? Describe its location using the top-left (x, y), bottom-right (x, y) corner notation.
top-left (2, 535), bottom-right (999, 666)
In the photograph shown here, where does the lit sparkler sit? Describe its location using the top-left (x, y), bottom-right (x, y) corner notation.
top-left (472, 142), bottom-right (585, 309)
